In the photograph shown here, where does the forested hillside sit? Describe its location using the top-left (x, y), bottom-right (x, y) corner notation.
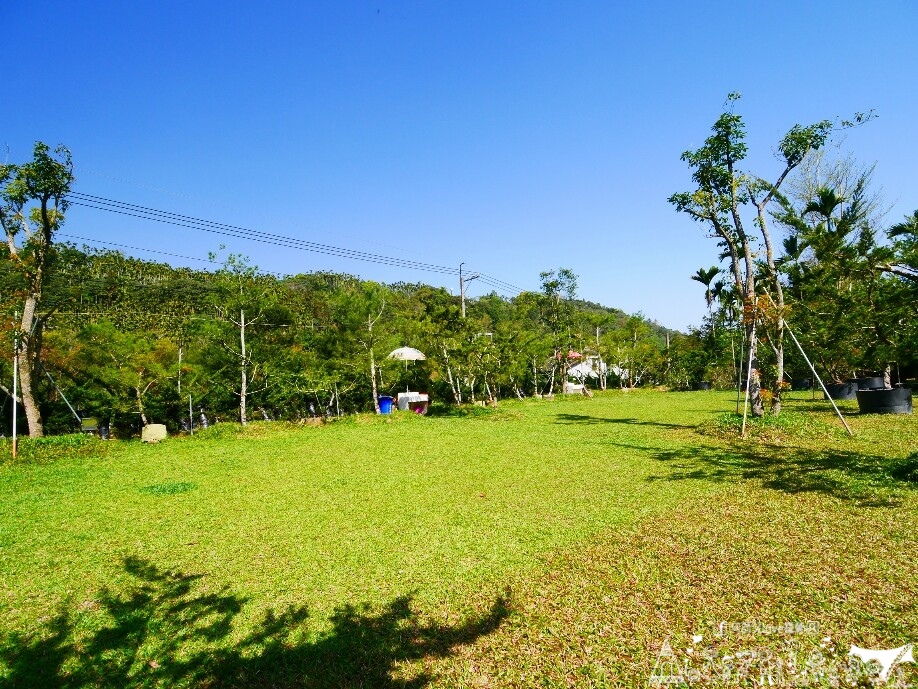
top-left (1, 244), bottom-right (693, 437)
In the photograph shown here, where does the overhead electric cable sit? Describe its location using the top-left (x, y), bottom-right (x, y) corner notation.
top-left (70, 193), bottom-right (459, 276)
top-left (68, 192), bottom-right (528, 296)
top-left (59, 234), bottom-right (220, 266)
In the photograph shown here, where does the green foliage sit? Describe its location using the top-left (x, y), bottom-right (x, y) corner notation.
top-left (669, 96), bottom-right (868, 415)
top-left (778, 167), bottom-right (918, 381)
top-left (888, 209), bottom-right (918, 281)
top-left (2, 242), bottom-right (675, 432)
top-left (0, 432), bottom-right (110, 465)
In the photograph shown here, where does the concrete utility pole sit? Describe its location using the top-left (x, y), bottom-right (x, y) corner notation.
top-left (459, 262), bottom-right (479, 318)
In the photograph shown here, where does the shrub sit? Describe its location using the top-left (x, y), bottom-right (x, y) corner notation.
top-left (0, 433), bottom-right (112, 465)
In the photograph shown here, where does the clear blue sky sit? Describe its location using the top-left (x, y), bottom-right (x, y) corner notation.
top-left (4, 1), bottom-right (916, 330)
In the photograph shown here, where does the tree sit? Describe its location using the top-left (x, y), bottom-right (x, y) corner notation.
top-left (68, 321), bottom-right (178, 427)
top-left (2, 235), bottom-right (679, 428)
top-left (669, 95), bottom-right (836, 416)
top-left (885, 210), bottom-right (918, 282)
top-left (209, 252), bottom-right (278, 425)
top-left (328, 281), bottom-right (393, 413)
top-left (778, 172), bottom-right (914, 386)
top-left (691, 266), bottom-right (722, 317)
top-left (603, 314), bottom-right (664, 389)
top-left (0, 143), bottom-right (74, 436)
top-left (538, 268), bottom-right (578, 394)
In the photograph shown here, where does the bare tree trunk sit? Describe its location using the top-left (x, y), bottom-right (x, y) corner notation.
top-left (772, 324), bottom-right (784, 415)
top-left (754, 181), bottom-right (794, 416)
top-left (730, 327), bottom-right (737, 386)
top-left (363, 308), bottom-right (384, 413)
top-left (444, 347), bottom-right (461, 405)
top-left (746, 308), bottom-right (764, 418)
top-left (136, 385), bottom-right (149, 426)
top-left (630, 334), bottom-right (638, 390)
top-left (747, 323), bottom-right (765, 417)
top-left (18, 296), bottom-right (43, 437)
top-left (884, 363), bottom-right (892, 389)
top-left (240, 309), bottom-right (248, 425)
top-left (369, 346), bottom-right (380, 413)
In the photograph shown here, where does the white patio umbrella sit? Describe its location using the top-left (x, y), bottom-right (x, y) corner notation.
top-left (388, 347), bottom-right (427, 390)
top-left (387, 346), bottom-right (427, 361)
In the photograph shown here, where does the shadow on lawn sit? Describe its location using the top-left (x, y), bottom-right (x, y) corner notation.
top-left (554, 413), bottom-right (694, 430)
top-left (644, 442), bottom-right (917, 507)
top-left (0, 557), bottom-right (511, 689)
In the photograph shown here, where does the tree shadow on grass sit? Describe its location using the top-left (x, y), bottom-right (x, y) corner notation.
top-left (0, 557), bottom-right (511, 689)
top-left (642, 442), bottom-right (916, 507)
top-left (554, 413), bottom-right (694, 430)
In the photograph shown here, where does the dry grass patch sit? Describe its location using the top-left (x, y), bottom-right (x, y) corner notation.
top-left (428, 482), bottom-right (918, 687)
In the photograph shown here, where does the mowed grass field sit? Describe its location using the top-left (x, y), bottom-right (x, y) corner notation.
top-left (1, 391), bottom-right (917, 687)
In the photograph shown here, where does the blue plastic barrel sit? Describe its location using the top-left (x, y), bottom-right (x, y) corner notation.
top-left (379, 395), bottom-right (394, 414)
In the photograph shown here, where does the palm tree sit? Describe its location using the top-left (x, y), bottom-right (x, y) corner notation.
top-left (803, 187), bottom-right (845, 234)
top-left (691, 266), bottom-right (721, 315)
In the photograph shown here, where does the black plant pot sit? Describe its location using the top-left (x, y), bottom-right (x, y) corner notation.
top-left (792, 378), bottom-right (812, 391)
top-left (849, 376), bottom-right (885, 390)
top-left (824, 382), bottom-right (858, 401)
top-left (695, 381), bottom-right (712, 391)
top-left (856, 387), bottom-right (913, 415)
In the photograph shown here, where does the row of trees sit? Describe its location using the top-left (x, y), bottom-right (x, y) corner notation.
top-left (3, 143), bottom-right (705, 437)
top-left (0, 245), bottom-right (700, 437)
top-left (671, 96), bottom-right (918, 415)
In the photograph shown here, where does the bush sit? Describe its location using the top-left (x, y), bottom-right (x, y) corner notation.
top-left (0, 433), bottom-right (112, 465)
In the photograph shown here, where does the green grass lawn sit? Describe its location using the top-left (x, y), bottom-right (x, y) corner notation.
top-left (1, 391), bottom-right (917, 687)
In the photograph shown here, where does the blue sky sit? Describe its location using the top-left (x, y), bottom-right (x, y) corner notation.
top-left (4, 1), bottom-right (916, 330)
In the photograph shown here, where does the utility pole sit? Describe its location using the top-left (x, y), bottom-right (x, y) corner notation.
top-left (459, 262), bottom-right (479, 318)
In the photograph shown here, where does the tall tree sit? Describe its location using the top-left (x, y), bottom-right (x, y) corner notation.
top-left (538, 268), bottom-right (578, 395)
top-left (690, 266), bottom-right (722, 319)
top-left (778, 174), bottom-right (913, 386)
top-left (209, 252), bottom-right (277, 425)
top-left (669, 95), bottom-right (835, 416)
top-left (0, 143), bottom-right (74, 436)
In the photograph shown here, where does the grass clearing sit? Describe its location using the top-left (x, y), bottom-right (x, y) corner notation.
top-left (1, 391), bottom-right (917, 686)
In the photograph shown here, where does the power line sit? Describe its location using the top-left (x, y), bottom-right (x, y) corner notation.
top-left (71, 193), bottom-right (459, 276)
top-left (477, 273), bottom-right (529, 294)
top-left (59, 234), bottom-right (220, 266)
top-left (62, 232), bottom-right (523, 295)
top-left (58, 233), bottom-right (286, 279)
top-left (68, 192), bottom-right (528, 296)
